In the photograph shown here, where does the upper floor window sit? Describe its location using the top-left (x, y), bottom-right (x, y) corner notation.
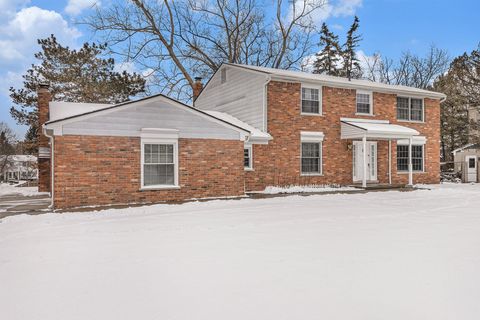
top-left (301, 87), bottom-right (321, 114)
top-left (356, 90), bottom-right (373, 115)
top-left (397, 97), bottom-right (424, 122)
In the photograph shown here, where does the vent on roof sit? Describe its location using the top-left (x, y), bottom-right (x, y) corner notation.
top-left (221, 68), bottom-right (227, 84)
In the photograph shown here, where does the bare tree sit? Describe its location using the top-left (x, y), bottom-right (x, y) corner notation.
top-left (362, 45), bottom-right (450, 89)
top-left (85, 0), bottom-right (327, 100)
top-left (0, 122), bottom-right (17, 182)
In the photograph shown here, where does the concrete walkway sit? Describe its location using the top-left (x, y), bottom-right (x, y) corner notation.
top-left (0, 193), bottom-right (51, 219)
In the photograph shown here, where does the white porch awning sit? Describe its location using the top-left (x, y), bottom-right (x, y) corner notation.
top-left (340, 118), bottom-right (419, 140)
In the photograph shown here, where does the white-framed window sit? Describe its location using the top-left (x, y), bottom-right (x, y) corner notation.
top-left (356, 90), bottom-right (373, 115)
top-left (397, 145), bottom-right (424, 172)
top-left (300, 131), bottom-right (324, 175)
top-left (244, 145), bottom-right (253, 170)
top-left (301, 86), bottom-right (322, 115)
top-left (140, 128), bottom-right (179, 189)
top-left (397, 97), bottom-right (424, 122)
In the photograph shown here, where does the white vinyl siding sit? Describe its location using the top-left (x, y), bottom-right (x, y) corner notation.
top-left (195, 66), bottom-right (267, 130)
top-left (61, 101), bottom-right (242, 140)
top-left (301, 86), bottom-right (322, 115)
top-left (397, 97), bottom-right (424, 122)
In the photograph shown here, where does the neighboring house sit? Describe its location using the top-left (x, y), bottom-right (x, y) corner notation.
top-left (40, 64), bottom-right (445, 209)
top-left (1, 155), bottom-right (38, 182)
top-left (451, 106), bottom-right (480, 182)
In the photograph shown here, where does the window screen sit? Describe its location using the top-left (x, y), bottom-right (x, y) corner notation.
top-left (143, 144), bottom-right (175, 186)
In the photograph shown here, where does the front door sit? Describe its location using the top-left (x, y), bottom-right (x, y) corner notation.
top-left (466, 156), bottom-right (477, 182)
top-left (353, 141), bottom-right (377, 182)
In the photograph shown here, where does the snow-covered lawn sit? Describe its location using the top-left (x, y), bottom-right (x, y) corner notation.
top-left (0, 182), bottom-right (47, 197)
top-left (1, 184), bottom-right (480, 320)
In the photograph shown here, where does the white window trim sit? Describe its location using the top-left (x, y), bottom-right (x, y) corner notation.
top-left (396, 96), bottom-right (425, 123)
top-left (244, 144), bottom-right (253, 171)
top-left (355, 90), bottom-right (374, 115)
top-left (140, 128), bottom-right (180, 190)
top-left (396, 143), bottom-right (426, 174)
top-left (300, 85), bottom-right (323, 116)
top-left (300, 131), bottom-right (324, 176)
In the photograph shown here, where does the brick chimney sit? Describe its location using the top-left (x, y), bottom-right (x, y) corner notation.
top-left (192, 77), bottom-right (203, 103)
top-left (37, 83), bottom-right (51, 193)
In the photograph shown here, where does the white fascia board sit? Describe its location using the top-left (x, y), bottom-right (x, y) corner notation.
top-left (270, 75), bottom-right (445, 100)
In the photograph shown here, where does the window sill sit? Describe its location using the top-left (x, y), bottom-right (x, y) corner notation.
top-left (301, 173), bottom-right (324, 177)
top-left (396, 119), bottom-right (425, 124)
top-left (355, 113), bottom-right (374, 116)
top-left (244, 168), bottom-right (254, 171)
top-left (301, 112), bottom-right (323, 117)
top-left (397, 171), bottom-right (426, 174)
top-left (140, 185), bottom-right (181, 191)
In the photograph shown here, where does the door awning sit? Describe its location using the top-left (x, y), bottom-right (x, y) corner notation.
top-left (340, 118), bottom-right (419, 140)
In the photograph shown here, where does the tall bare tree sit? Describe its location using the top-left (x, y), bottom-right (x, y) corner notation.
top-left (85, 0), bottom-right (327, 100)
top-left (362, 45), bottom-right (450, 89)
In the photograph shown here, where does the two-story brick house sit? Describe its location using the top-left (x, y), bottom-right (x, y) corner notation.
top-left (196, 64), bottom-right (445, 190)
top-left (41, 64), bottom-right (445, 209)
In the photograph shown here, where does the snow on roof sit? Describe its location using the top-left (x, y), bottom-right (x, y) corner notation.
top-left (202, 110), bottom-right (272, 141)
top-left (49, 101), bottom-right (113, 121)
top-left (226, 63), bottom-right (446, 100)
top-left (341, 118), bottom-right (419, 139)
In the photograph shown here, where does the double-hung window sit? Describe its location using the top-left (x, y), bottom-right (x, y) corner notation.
top-left (300, 131), bottom-right (324, 175)
top-left (244, 145), bottom-right (253, 170)
top-left (356, 90), bottom-right (373, 115)
top-left (301, 86), bottom-right (321, 114)
top-left (141, 128), bottom-right (179, 189)
top-left (397, 97), bottom-right (424, 122)
top-left (397, 145), bottom-right (424, 172)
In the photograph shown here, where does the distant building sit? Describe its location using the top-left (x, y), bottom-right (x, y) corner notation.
top-left (1, 155), bottom-right (38, 182)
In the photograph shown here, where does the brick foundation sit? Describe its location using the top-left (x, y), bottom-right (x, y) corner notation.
top-left (53, 136), bottom-right (245, 209)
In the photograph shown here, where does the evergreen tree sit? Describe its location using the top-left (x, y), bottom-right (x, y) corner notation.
top-left (341, 16), bottom-right (362, 80)
top-left (313, 23), bottom-right (341, 76)
top-left (9, 35), bottom-right (146, 153)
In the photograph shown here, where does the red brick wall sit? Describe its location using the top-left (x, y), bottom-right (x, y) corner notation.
top-left (37, 84), bottom-right (51, 192)
top-left (245, 81), bottom-right (440, 191)
top-left (53, 136), bottom-right (245, 209)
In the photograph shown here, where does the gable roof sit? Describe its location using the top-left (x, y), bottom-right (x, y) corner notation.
top-left (224, 63), bottom-right (446, 100)
top-left (44, 93), bottom-right (249, 135)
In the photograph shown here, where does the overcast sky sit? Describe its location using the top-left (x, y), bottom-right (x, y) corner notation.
top-left (0, 0), bottom-right (479, 137)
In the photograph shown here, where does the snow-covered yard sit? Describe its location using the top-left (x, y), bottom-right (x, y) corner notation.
top-left (1, 184), bottom-right (480, 320)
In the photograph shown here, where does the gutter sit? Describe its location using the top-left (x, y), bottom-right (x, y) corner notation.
top-left (263, 75), bottom-right (272, 132)
top-left (43, 125), bottom-right (55, 209)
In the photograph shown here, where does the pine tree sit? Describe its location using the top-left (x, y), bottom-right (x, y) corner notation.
top-left (341, 16), bottom-right (362, 80)
top-left (9, 35), bottom-right (146, 153)
top-left (313, 23), bottom-right (341, 76)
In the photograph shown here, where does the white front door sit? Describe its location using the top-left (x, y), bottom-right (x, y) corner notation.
top-left (353, 141), bottom-right (377, 182)
top-left (466, 156), bottom-right (477, 182)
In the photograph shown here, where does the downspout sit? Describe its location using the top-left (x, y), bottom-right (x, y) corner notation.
top-left (43, 126), bottom-right (55, 209)
top-left (263, 75), bottom-right (272, 132)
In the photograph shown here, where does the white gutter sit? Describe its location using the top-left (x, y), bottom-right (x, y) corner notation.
top-left (43, 125), bottom-right (55, 209)
top-left (269, 75), bottom-right (447, 100)
top-left (263, 75), bottom-right (272, 132)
